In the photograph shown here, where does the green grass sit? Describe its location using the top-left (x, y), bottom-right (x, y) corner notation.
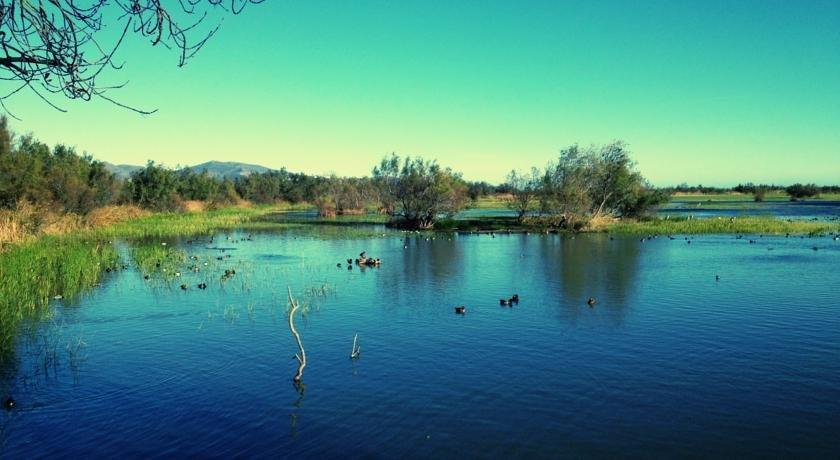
top-left (131, 243), bottom-right (188, 277)
top-left (0, 236), bottom-right (119, 360)
top-left (606, 217), bottom-right (839, 235)
top-left (94, 206), bottom-right (289, 239)
top-left (470, 196), bottom-right (512, 209)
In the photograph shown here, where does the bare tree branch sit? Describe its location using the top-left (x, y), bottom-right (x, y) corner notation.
top-left (287, 287), bottom-right (306, 383)
top-left (0, 0), bottom-right (261, 112)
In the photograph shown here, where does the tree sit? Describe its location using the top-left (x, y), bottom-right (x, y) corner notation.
top-left (130, 161), bottom-right (179, 211)
top-left (372, 154), bottom-right (401, 214)
top-left (588, 141), bottom-right (639, 218)
top-left (0, 1), bottom-right (260, 112)
top-left (506, 168), bottom-right (540, 221)
top-left (373, 155), bottom-right (468, 229)
top-left (786, 183), bottom-right (818, 201)
top-left (548, 146), bottom-right (593, 227)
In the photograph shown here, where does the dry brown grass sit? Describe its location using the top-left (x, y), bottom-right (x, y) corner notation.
top-left (181, 200), bottom-right (207, 212)
top-left (2, 203), bottom-right (153, 249)
top-left (584, 214), bottom-right (619, 231)
top-left (85, 205), bottom-right (150, 228)
top-left (0, 210), bottom-right (28, 246)
top-left (40, 212), bottom-right (83, 235)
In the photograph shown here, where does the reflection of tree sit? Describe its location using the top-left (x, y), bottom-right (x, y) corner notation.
top-left (375, 236), bottom-right (464, 308)
top-left (537, 234), bottom-right (641, 324)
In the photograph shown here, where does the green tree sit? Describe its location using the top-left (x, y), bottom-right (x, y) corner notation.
top-left (373, 155), bottom-right (468, 229)
top-left (786, 183), bottom-right (818, 201)
top-left (130, 162), bottom-right (180, 211)
top-left (506, 168), bottom-right (541, 221)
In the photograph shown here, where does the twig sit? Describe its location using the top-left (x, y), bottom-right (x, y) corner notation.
top-left (287, 287), bottom-right (306, 382)
top-left (350, 333), bottom-right (360, 360)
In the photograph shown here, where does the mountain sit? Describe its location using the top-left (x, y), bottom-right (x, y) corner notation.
top-left (102, 162), bottom-right (143, 179)
top-left (102, 161), bottom-right (275, 180)
top-left (186, 161), bottom-right (274, 179)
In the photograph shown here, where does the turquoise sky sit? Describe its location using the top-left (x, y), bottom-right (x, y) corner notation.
top-left (5, 0), bottom-right (839, 185)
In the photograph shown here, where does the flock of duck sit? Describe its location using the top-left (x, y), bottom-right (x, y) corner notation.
top-left (337, 251), bottom-right (382, 269)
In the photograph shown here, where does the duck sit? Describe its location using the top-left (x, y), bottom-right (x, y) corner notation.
top-left (454, 306), bottom-right (466, 314)
top-left (3, 397), bottom-right (14, 410)
top-left (180, 284), bottom-right (188, 291)
top-left (587, 297), bottom-right (596, 306)
top-left (511, 294), bottom-right (519, 303)
top-left (715, 275), bottom-right (720, 281)
top-left (197, 283), bottom-right (207, 290)
top-left (500, 299), bottom-right (511, 306)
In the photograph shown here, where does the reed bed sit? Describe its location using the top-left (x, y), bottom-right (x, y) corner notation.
top-left (607, 217), bottom-right (839, 235)
top-left (0, 236), bottom-right (118, 359)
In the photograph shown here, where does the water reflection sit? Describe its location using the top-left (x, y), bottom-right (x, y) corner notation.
top-left (537, 234), bottom-right (641, 325)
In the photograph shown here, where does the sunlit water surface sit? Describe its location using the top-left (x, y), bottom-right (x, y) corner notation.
top-left (2, 229), bottom-right (839, 458)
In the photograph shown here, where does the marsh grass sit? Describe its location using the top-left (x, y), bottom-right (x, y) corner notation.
top-left (131, 243), bottom-right (187, 277)
top-left (0, 236), bottom-right (118, 360)
top-left (607, 216), bottom-right (839, 235)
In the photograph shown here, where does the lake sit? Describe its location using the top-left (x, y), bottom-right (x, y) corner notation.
top-left (2, 227), bottom-right (839, 458)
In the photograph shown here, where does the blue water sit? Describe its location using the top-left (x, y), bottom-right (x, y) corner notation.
top-left (2, 229), bottom-right (839, 458)
top-left (660, 200), bottom-right (840, 220)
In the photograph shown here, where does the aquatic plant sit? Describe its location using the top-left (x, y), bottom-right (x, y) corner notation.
top-left (607, 217), bottom-right (839, 235)
top-left (0, 236), bottom-right (118, 360)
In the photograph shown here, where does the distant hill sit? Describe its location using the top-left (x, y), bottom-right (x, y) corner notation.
top-left (102, 162), bottom-right (143, 179)
top-left (186, 161), bottom-right (274, 179)
top-left (102, 160), bottom-right (275, 180)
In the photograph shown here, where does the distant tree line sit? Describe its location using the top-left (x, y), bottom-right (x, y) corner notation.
top-left (1, 118), bottom-right (836, 229)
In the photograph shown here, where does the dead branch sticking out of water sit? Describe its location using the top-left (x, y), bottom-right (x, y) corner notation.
top-left (287, 288), bottom-right (307, 382)
top-left (350, 334), bottom-right (361, 360)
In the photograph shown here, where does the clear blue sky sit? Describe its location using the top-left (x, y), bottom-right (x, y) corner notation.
top-left (4, 0), bottom-right (839, 186)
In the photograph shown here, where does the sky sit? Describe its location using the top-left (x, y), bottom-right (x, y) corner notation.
top-left (3, 0), bottom-right (839, 186)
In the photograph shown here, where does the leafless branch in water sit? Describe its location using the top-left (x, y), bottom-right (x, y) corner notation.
top-left (287, 287), bottom-right (306, 382)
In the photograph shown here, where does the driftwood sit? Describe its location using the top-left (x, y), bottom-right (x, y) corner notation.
top-left (350, 334), bottom-right (361, 360)
top-left (287, 288), bottom-right (307, 382)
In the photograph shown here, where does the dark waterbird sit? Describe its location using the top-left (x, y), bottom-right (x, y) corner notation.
top-left (3, 397), bottom-right (14, 410)
top-left (587, 297), bottom-right (597, 306)
top-left (454, 306), bottom-right (466, 314)
top-left (500, 299), bottom-right (511, 306)
top-left (198, 283), bottom-right (207, 290)
top-left (180, 284), bottom-right (188, 291)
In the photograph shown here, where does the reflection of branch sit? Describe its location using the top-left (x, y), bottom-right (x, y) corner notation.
top-left (287, 287), bottom-right (306, 382)
top-left (289, 380), bottom-right (305, 438)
